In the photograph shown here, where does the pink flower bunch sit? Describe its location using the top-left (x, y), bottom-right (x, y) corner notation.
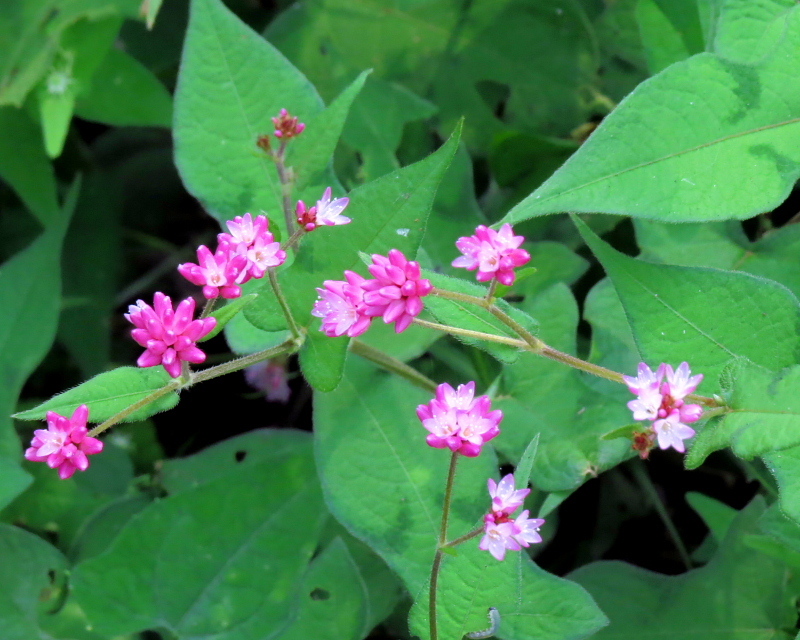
top-left (416, 382), bottom-right (502, 457)
top-left (272, 108), bottom-right (306, 139)
top-left (312, 249), bottom-right (432, 336)
top-left (624, 362), bottom-right (704, 454)
top-left (452, 224), bottom-right (530, 286)
top-left (125, 292), bottom-right (217, 378)
top-left (179, 213), bottom-right (286, 299)
top-left (245, 359), bottom-right (291, 403)
top-left (25, 405), bottom-right (103, 479)
top-left (296, 187), bottom-right (351, 231)
top-left (480, 474), bottom-right (544, 561)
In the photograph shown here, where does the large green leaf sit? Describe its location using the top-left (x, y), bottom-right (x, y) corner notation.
top-left (765, 445), bottom-right (800, 525)
top-left (713, 0), bottom-right (796, 63)
top-left (314, 358), bottom-right (606, 640)
top-left (71, 430), bottom-right (326, 638)
top-left (0, 185), bottom-right (75, 509)
top-left (0, 524), bottom-right (66, 640)
top-left (688, 363), bottom-right (800, 467)
top-left (571, 498), bottom-right (799, 639)
top-left (14, 366), bottom-right (180, 423)
top-left (575, 217), bottom-right (800, 391)
top-left (636, 0), bottom-right (704, 74)
top-left (0, 107), bottom-right (59, 226)
top-left (503, 7), bottom-right (800, 223)
top-left (174, 0), bottom-right (362, 236)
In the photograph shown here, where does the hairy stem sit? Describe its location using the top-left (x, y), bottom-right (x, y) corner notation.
top-left (189, 338), bottom-right (299, 385)
top-left (412, 318), bottom-right (527, 348)
top-left (350, 339), bottom-right (438, 393)
top-left (88, 380), bottom-right (182, 438)
top-left (430, 452), bottom-right (460, 640)
top-left (444, 526), bottom-right (483, 548)
top-left (200, 297), bottom-right (217, 319)
top-left (268, 268), bottom-right (303, 339)
top-left (274, 141), bottom-right (296, 234)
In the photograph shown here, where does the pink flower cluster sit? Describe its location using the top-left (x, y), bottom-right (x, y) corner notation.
top-left (453, 224), bottom-right (530, 286)
top-left (25, 405), bottom-right (103, 479)
top-left (480, 474), bottom-right (544, 561)
top-left (126, 293), bottom-right (216, 378)
top-left (179, 213), bottom-right (286, 299)
top-left (416, 382), bottom-right (502, 457)
top-left (272, 108), bottom-right (306, 139)
top-left (624, 362), bottom-right (704, 455)
top-left (296, 187), bottom-right (351, 231)
top-left (312, 249), bottom-right (432, 336)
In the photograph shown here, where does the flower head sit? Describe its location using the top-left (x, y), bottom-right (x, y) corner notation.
top-left (512, 510), bottom-right (545, 546)
top-left (479, 514), bottom-right (521, 561)
top-left (125, 292), bottom-right (216, 378)
top-left (417, 382), bottom-right (502, 457)
top-left (272, 108), bottom-right (306, 139)
top-left (362, 249), bottom-right (433, 333)
top-left (452, 224), bottom-right (530, 286)
top-left (624, 361), bottom-right (704, 455)
top-left (25, 405), bottom-right (103, 479)
top-left (218, 213), bottom-right (285, 280)
top-left (312, 271), bottom-right (372, 337)
top-left (488, 474), bottom-right (530, 515)
top-left (297, 188), bottom-right (351, 231)
top-left (178, 245), bottom-right (248, 299)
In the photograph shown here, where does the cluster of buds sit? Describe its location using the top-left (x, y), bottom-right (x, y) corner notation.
top-left (480, 474), bottom-right (545, 561)
top-left (416, 382), bottom-right (502, 457)
top-left (312, 249), bottom-right (432, 336)
top-left (624, 362), bottom-right (704, 457)
top-left (24, 405), bottom-right (103, 479)
top-left (179, 213), bottom-right (286, 299)
top-left (453, 223), bottom-right (530, 286)
top-left (272, 108), bottom-right (306, 139)
top-left (296, 187), bottom-right (351, 231)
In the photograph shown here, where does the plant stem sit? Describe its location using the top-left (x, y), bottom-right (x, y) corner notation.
top-left (268, 268), bottom-right (303, 339)
top-left (412, 318), bottom-right (527, 348)
top-left (88, 380), bottom-right (182, 438)
top-left (282, 227), bottom-right (306, 252)
top-left (539, 345), bottom-right (624, 384)
top-left (444, 526), bottom-right (483, 548)
top-left (274, 141), bottom-right (296, 234)
top-left (200, 297), bottom-right (217, 319)
top-left (485, 279), bottom-right (498, 302)
top-left (189, 338), bottom-right (298, 385)
top-left (631, 460), bottom-right (693, 571)
top-left (430, 452), bottom-right (460, 640)
top-left (350, 340), bottom-right (438, 393)
top-left (431, 287), bottom-right (486, 307)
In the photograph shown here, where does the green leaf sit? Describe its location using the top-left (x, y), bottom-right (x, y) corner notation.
top-left (74, 48), bottom-right (172, 126)
top-left (71, 430), bottom-right (326, 638)
top-left (201, 293), bottom-right (258, 342)
top-left (409, 547), bottom-right (608, 640)
top-left (14, 366), bottom-right (180, 423)
top-left (0, 107), bottom-right (59, 225)
top-left (37, 83), bottom-right (76, 159)
top-left (299, 330), bottom-right (348, 392)
top-left (764, 445), bottom-right (800, 525)
top-left (503, 7), bottom-right (800, 224)
top-left (685, 492), bottom-right (738, 542)
top-left (0, 524), bottom-right (66, 640)
top-left (224, 312), bottom-right (289, 355)
top-left (0, 182), bottom-right (75, 509)
top-left (571, 498), bottom-right (799, 639)
top-left (575, 216), bottom-right (800, 391)
top-left (173, 0), bottom-right (332, 236)
top-left (636, 0), bottom-right (704, 74)
top-left (688, 364), bottom-right (800, 467)
top-left (273, 538), bottom-right (367, 640)
top-left (713, 0), bottom-right (796, 63)
top-left (514, 433), bottom-right (540, 491)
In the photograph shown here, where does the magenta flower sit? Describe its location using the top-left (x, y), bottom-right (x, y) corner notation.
top-left (25, 405), bottom-right (103, 480)
top-left (488, 474), bottom-right (530, 515)
top-left (297, 188), bottom-right (351, 231)
top-left (178, 245), bottom-right (248, 299)
top-left (272, 108), bottom-right (306, 139)
top-left (312, 271), bottom-right (373, 337)
top-left (218, 213), bottom-right (286, 280)
top-left (624, 361), bottom-right (704, 455)
top-left (125, 292), bottom-right (216, 378)
top-left (417, 382), bottom-right (502, 457)
top-left (452, 224), bottom-right (530, 286)
top-left (512, 510), bottom-right (546, 546)
top-left (480, 514), bottom-right (522, 561)
top-left (362, 249), bottom-right (433, 333)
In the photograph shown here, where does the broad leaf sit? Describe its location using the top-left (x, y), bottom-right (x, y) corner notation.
top-left (504, 7), bottom-right (800, 223)
top-left (575, 216), bottom-right (800, 391)
top-left (713, 0), bottom-right (796, 63)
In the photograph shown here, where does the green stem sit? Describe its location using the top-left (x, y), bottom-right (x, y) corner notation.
top-left (412, 318), bottom-right (527, 348)
top-left (274, 141), bottom-right (296, 234)
top-left (350, 340), bottom-right (438, 393)
top-left (282, 227), bottom-right (306, 252)
top-left (189, 338), bottom-right (298, 385)
top-left (444, 526), bottom-right (483, 548)
top-left (432, 287), bottom-right (486, 307)
top-left (200, 297), bottom-right (217, 319)
top-left (430, 452), bottom-right (460, 640)
top-left (88, 380), bottom-right (181, 438)
top-left (268, 268), bottom-right (303, 339)
top-left (485, 279), bottom-right (498, 303)
top-left (631, 460), bottom-right (693, 571)
top-left (540, 345), bottom-right (624, 384)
